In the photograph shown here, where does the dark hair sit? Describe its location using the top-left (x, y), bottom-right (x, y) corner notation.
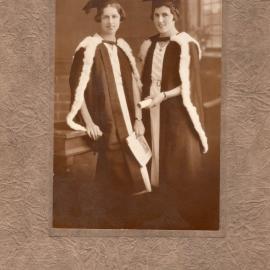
top-left (95, 3), bottom-right (126, 22)
top-left (150, 3), bottom-right (180, 21)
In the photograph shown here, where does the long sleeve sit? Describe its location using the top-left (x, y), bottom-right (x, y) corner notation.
top-left (69, 48), bottom-right (85, 103)
top-left (66, 36), bottom-right (103, 131)
top-left (189, 42), bottom-right (205, 131)
top-left (66, 47), bottom-right (86, 129)
top-left (70, 47), bottom-right (96, 127)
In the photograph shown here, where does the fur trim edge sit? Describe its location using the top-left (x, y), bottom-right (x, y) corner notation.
top-left (66, 36), bottom-right (102, 131)
top-left (171, 33), bottom-right (208, 153)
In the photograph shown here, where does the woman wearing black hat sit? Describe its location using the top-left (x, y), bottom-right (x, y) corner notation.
top-left (66, 0), bottom-right (151, 228)
top-left (139, 0), bottom-right (211, 229)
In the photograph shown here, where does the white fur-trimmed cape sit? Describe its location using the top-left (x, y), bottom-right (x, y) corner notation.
top-left (139, 32), bottom-right (208, 153)
top-left (66, 34), bottom-right (143, 132)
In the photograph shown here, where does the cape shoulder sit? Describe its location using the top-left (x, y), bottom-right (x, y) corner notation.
top-left (138, 34), bottom-right (159, 62)
top-left (74, 35), bottom-right (134, 57)
top-left (75, 35), bottom-right (102, 52)
top-left (171, 32), bottom-right (202, 59)
top-left (74, 36), bottom-right (141, 84)
top-left (138, 32), bottom-right (207, 153)
top-left (138, 32), bottom-right (201, 62)
top-left (117, 38), bottom-right (132, 54)
top-left (66, 35), bottom-right (103, 132)
top-left (66, 35), bottom-right (142, 132)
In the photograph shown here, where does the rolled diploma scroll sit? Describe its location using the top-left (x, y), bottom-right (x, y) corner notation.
top-left (137, 99), bottom-right (153, 109)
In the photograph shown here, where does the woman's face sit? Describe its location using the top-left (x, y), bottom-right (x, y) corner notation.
top-left (100, 5), bottom-right (121, 36)
top-left (153, 6), bottom-right (175, 35)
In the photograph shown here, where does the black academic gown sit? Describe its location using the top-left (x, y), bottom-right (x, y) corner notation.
top-left (68, 40), bottom-right (145, 228)
top-left (140, 35), bottom-right (215, 229)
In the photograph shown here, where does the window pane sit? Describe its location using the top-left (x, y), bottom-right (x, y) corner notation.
top-left (203, 4), bottom-right (211, 14)
top-left (201, 0), bottom-right (222, 49)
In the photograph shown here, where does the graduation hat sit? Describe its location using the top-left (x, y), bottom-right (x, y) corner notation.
top-left (143, 0), bottom-right (178, 9)
top-left (83, 0), bottom-right (119, 14)
top-left (143, 0), bottom-right (180, 20)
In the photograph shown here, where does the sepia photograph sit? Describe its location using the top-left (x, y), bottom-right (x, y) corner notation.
top-left (3, 0), bottom-right (270, 268)
top-left (53, 0), bottom-right (221, 231)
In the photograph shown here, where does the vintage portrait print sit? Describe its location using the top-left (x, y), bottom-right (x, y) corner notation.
top-left (53, 0), bottom-right (221, 231)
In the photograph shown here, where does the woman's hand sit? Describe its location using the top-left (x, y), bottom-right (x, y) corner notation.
top-left (144, 92), bottom-right (165, 108)
top-left (86, 122), bottom-right (103, 141)
top-left (134, 119), bottom-right (145, 137)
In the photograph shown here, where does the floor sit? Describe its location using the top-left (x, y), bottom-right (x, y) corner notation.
top-left (53, 104), bottom-right (220, 230)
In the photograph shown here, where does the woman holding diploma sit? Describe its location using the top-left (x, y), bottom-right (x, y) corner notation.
top-left (139, 0), bottom-right (209, 229)
top-left (66, 0), bottom-right (151, 227)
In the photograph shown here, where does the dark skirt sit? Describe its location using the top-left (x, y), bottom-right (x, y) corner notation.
top-left (143, 96), bottom-right (213, 229)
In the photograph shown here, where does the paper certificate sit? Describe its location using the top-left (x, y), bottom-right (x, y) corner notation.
top-left (126, 132), bottom-right (152, 167)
